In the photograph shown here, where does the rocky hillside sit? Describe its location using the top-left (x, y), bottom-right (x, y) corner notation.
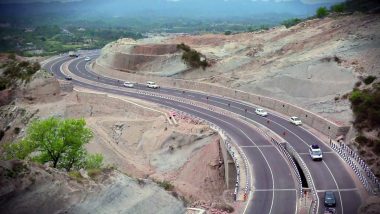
top-left (0, 160), bottom-right (185, 214)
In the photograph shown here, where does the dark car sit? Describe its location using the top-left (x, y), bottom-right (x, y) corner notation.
top-left (324, 191), bottom-right (336, 207)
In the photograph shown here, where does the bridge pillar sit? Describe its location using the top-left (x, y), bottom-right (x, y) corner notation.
top-left (220, 140), bottom-right (237, 189)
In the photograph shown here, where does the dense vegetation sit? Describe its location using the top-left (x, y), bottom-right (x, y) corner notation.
top-left (0, 54), bottom-right (41, 90)
top-left (0, 24), bottom-right (143, 56)
top-left (349, 84), bottom-right (380, 130)
top-left (177, 43), bottom-right (209, 70)
top-left (2, 117), bottom-right (103, 172)
top-left (316, 7), bottom-right (329, 18)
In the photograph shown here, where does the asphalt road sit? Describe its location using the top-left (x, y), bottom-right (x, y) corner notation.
top-left (43, 53), bottom-right (363, 214)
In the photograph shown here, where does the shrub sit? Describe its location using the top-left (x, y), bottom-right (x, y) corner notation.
top-left (354, 81), bottom-right (362, 88)
top-left (85, 153), bottom-right (104, 169)
top-left (224, 31), bottom-right (232, 35)
top-left (281, 18), bottom-right (302, 28)
top-left (68, 171), bottom-right (83, 181)
top-left (374, 140), bottom-right (380, 155)
top-left (363, 76), bottom-right (377, 85)
top-left (349, 87), bottom-right (380, 129)
top-left (156, 180), bottom-right (174, 191)
top-left (178, 43), bottom-right (209, 69)
top-left (331, 3), bottom-right (346, 13)
top-left (316, 7), bottom-right (328, 18)
top-left (0, 130), bottom-right (4, 141)
top-left (87, 168), bottom-right (102, 179)
top-left (356, 135), bottom-right (368, 145)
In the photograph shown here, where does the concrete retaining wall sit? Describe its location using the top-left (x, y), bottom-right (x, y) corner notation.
top-left (93, 62), bottom-right (350, 138)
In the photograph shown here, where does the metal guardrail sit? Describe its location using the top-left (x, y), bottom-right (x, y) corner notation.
top-left (271, 138), bottom-right (303, 198)
top-left (329, 140), bottom-right (379, 193)
top-left (173, 110), bottom-right (250, 202)
top-left (209, 123), bottom-right (250, 202)
top-left (281, 142), bottom-right (318, 214)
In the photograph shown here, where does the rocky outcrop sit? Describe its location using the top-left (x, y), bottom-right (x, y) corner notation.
top-left (98, 40), bottom-right (187, 76)
top-left (0, 160), bottom-right (185, 214)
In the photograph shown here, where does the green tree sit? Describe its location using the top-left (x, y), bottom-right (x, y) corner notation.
top-left (316, 7), bottom-right (328, 18)
top-left (2, 117), bottom-right (97, 171)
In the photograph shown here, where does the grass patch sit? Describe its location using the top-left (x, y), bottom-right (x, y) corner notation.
top-left (87, 168), bottom-right (102, 179)
top-left (68, 171), bottom-right (83, 182)
top-left (156, 180), bottom-right (174, 191)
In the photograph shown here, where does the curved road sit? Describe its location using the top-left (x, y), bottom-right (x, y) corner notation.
top-left (44, 52), bottom-right (363, 214)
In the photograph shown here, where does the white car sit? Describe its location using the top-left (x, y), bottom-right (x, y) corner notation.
top-left (309, 144), bottom-right (323, 161)
top-left (84, 57), bottom-right (91, 61)
top-left (290, 116), bottom-right (302, 125)
top-left (123, 81), bottom-right (134, 88)
top-left (146, 81), bottom-right (160, 89)
top-left (255, 108), bottom-right (268, 117)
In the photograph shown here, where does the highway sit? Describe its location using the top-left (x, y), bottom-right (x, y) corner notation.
top-left (44, 53), bottom-right (363, 214)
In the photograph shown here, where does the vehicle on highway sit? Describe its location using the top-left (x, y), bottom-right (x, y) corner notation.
top-left (146, 81), bottom-right (160, 89)
top-left (324, 208), bottom-right (336, 214)
top-left (324, 191), bottom-right (336, 207)
top-left (123, 81), bottom-right (134, 88)
top-left (309, 144), bottom-right (323, 161)
top-left (84, 57), bottom-right (91, 61)
top-left (68, 51), bottom-right (79, 57)
top-left (255, 108), bottom-right (268, 117)
top-left (290, 116), bottom-right (302, 125)
top-left (65, 75), bottom-right (72, 80)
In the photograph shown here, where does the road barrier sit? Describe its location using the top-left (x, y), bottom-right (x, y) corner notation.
top-left (329, 140), bottom-right (379, 193)
top-left (279, 142), bottom-right (318, 214)
top-left (93, 61), bottom-right (350, 139)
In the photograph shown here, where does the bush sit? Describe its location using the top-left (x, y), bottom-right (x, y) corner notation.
top-left (156, 180), bottom-right (174, 191)
top-left (224, 31), bottom-right (232, 35)
top-left (349, 87), bottom-right (380, 129)
top-left (178, 43), bottom-right (209, 69)
top-left (281, 18), bottom-right (302, 28)
top-left (374, 140), bottom-right (380, 155)
top-left (87, 168), bottom-right (102, 179)
top-left (363, 76), bottom-right (377, 85)
top-left (85, 153), bottom-right (104, 169)
top-left (331, 3), bottom-right (346, 13)
top-left (356, 135), bottom-right (368, 145)
top-left (68, 171), bottom-right (83, 181)
top-left (0, 130), bottom-right (4, 141)
top-left (316, 7), bottom-right (328, 18)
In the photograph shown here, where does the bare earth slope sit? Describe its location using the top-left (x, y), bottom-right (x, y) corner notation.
top-left (165, 13), bottom-right (380, 124)
top-left (0, 160), bottom-right (185, 214)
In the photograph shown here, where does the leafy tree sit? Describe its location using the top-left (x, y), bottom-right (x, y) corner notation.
top-left (316, 7), bottom-right (328, 18)
top-left (2, 117), bottom-right (99, 171)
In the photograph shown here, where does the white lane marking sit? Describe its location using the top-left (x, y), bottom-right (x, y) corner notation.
top-left (322, 161), bottom-right (344, 214)
top-left (62, 56), bottom-right (296, 214)
top-left (201, 97), bottom-right (246, 110)
top-left (255, 189), bottom-right (296, 192)
top-left (175, 103), bottom-right (276, 214)
top-left (316, 188), bottom-right (358, 192)
top-left (240, 145), bottom-right (274, 148)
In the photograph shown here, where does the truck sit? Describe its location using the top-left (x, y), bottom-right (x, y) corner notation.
top-left (68, 51), bottom-right (79, 57)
